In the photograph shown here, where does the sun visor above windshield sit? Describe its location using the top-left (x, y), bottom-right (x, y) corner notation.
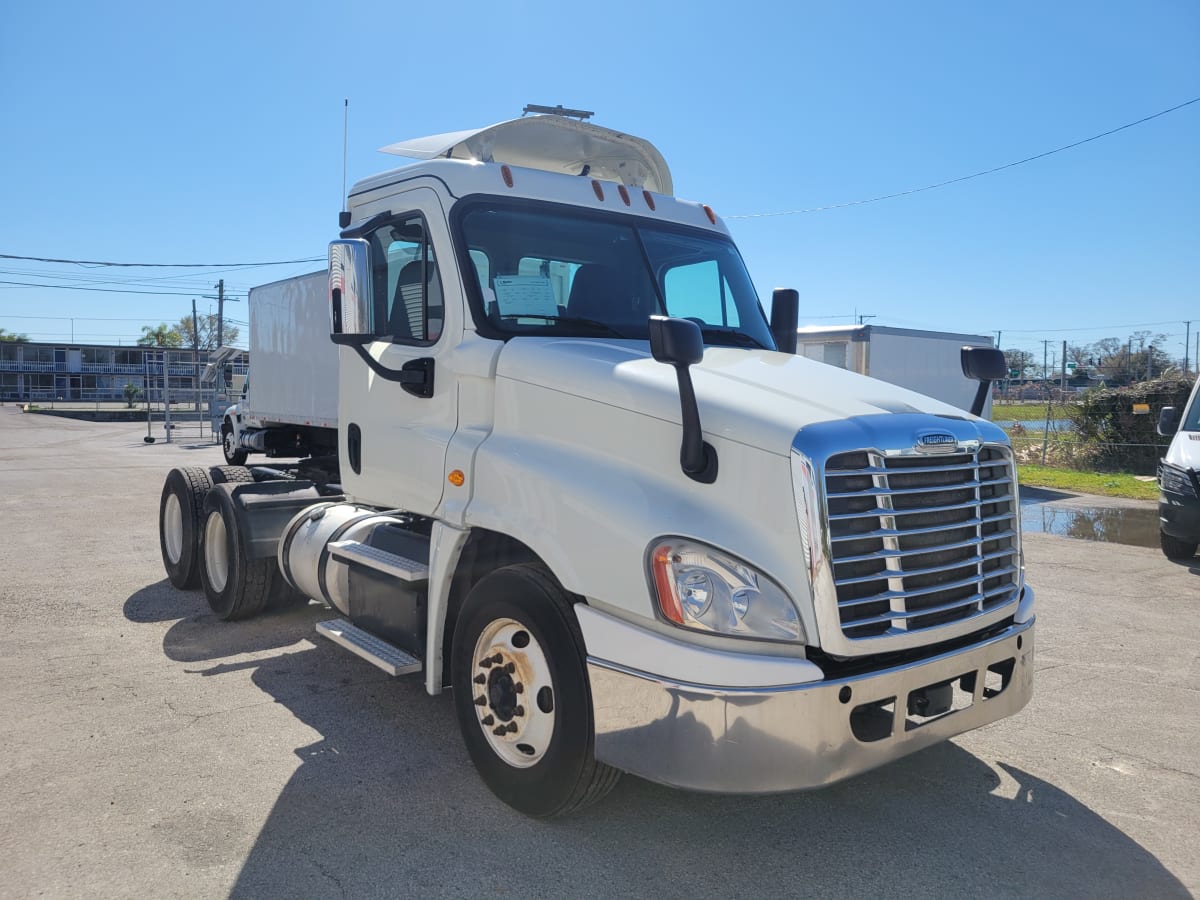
top-left (379, 116), bottom-right (673, 195)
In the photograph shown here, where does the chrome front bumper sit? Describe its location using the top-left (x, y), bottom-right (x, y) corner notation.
top-left (588, 618), bottom-right (1034, 794)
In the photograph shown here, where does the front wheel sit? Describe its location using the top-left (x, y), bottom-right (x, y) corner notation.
top-left (1161, 530), bottom-right (1198, 561)
top-left (222, 421), bottom-right (248, 466)
top-left (451, 563), bottom-right (620, 817)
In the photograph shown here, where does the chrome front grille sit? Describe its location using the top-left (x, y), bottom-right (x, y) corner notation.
top-left (823, 445), bottom-right (1019, 640)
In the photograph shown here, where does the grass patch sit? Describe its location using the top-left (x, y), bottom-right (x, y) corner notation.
top-left (992, 403), bottom-right (1071, 422)
top-left (1017, 464), bottom-right (1159, 501)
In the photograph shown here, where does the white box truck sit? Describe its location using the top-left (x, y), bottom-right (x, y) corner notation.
top-left (796, 324), bottom-right (996, 415)
top-left (157, 112), bottom-right (1034, 817)
top-left (219, 271), bottom-right (339, 474)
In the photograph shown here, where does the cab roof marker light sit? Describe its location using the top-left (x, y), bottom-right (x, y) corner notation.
top-left (702, 204), bottom-right (717, 225)
top-left (500, 165), bottom-right (514, 188)
top-left (592, 180), bottom-right (605, 201)
top-left (642, 190), bottom-right (656, 211)
top-left (617, 185), bottom-right (631, 206)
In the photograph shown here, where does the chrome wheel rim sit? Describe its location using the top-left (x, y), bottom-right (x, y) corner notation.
top-left (470, 617), bottom-right (555, 768)
top-left (204, 511), bottom-right (230, 593)
top-left (163, 493), bottom-right (184, 564)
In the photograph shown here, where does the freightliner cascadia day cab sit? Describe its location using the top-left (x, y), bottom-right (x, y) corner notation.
top-left (157, 113), bottom-right (1035, 817)
top-left (1157, 377), bottom-right (1200, 561)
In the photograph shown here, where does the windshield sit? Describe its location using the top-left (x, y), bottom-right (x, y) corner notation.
top-left (1183, 381), bottom-right (1200, 432)
top-left (457, 201), bottom-right (775, 349)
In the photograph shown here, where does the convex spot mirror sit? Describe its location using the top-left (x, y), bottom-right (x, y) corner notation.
top-left (329, 239), bottom-right (373, 344)
top-left (648, 315), bottom-right (704, 366)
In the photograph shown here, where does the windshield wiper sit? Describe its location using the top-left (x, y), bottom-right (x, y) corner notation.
top-left (699, 326), bottom-right (767, 349)
top-left (496, 314), bottom-right (629, 339)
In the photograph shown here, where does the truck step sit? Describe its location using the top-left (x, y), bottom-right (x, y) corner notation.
top-left (315, 618), bottom-right (423, 676)
top-left (329, 539), bottom-right (430, 582)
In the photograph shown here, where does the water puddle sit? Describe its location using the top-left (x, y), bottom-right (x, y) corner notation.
top-left (1019, 490), bottom-right (1160, 549)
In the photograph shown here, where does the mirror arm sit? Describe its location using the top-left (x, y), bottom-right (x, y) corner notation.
top-left (970, 380), bottom-right (991, 417)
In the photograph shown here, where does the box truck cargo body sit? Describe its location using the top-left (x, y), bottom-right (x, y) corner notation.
top-left (796, 324), bottom-right (995, 415)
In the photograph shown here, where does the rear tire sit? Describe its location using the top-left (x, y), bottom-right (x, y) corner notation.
top-left (222, 421), bottom-right (248, 466)
top-left (1160, 531), bottom-right (1198, 561)
top-left (159, 466), bottom-right (214, 590)
top-left (210, 465), bottom-right (255, 484)
top-left (451, 563), bottom-right (620, 817)
top-left (199, 485), bottom-right (273, 621)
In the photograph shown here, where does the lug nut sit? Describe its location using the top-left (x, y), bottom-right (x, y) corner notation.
top-left (492, 653), bottom-right (504, 665)
top-left (473, 674), bottom-right (486, 685)
top-left (493, 725), bottom-right (507, 736)
top-left (481, 715), bottom-right (494, 726)
top-left (474, 695), bottom-right (487, 706)
top-left (514, 705), bottom-right (525, 717)
top-left (506, 722), bottom-right (519, 734)
top-left (505, 662), bottom-right (516, 674)
top-left (513, 683), bottom-right (524, 694)
top-left (479, 658), bottom-right (494, 668)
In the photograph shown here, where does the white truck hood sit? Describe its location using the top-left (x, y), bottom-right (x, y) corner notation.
top-left (496, 338), bottom-right (991, 457)
top-left (379, 115), bottom-right (673, 195)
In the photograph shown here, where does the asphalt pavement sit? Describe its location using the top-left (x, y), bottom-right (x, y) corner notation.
top-left (1, 407), bottom-right (1196, 899)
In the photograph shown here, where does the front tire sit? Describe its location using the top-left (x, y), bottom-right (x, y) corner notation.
top-left (1160, 530), bottom-right (1198, 561)
top-left (159, 466), bottom-right (214, 589)
top-left (451, 563), bottom-right (620, 817)
top-left (222, 420), bottom-right (248, 466)
top-left (199, 485), bottom-right (274, 621)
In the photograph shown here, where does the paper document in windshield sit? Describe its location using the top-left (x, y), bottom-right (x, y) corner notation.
top-left (493, 276), bottom-right (559, 318)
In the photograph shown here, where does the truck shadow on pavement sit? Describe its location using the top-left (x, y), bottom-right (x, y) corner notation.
top-left (125, 585), bottom-right (1190, 900)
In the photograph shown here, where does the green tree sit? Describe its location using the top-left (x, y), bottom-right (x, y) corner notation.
top-left (1003, 349), bottom-right (1035, 377)
top-left (122, 382), bottom-right (141, 408)
top-left (0, 328), bottom-right (29, 342)
top-left (138, 323), bottom-right (183, 347)
top-left (175, 313), bottom-right (238, 350)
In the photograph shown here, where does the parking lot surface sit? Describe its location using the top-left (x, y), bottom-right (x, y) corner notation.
top-left (1, 408), bottom-right (1197, 899)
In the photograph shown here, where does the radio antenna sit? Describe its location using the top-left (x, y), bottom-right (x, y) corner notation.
top-left (339, 99), bottom-right (351, 229)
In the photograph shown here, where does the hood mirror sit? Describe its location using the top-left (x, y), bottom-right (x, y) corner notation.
top-left (961, 346), bottom-right (1005, 417)
top-left (648, 316), bottom-right (717, 484)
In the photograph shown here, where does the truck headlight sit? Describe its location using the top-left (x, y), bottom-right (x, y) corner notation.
top-left (648, 539), bottom-right (804, 642)
top-left (1160, 462), bottom-right (1198, 498)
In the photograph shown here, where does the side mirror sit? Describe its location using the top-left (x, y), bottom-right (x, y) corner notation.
top-left (1158, 406), bottom-right (1179, 437)
top-left (648, 316), bottom-right (717, 484)
top-left (961, 346), bottom-right (1006, 417)
top-left (648, 315), bottom-right (704, 366)
top-left (329, 239), bottom-right (373, 343)
top-left (770, 288), bottom-right (799, 355)
top-left (961, 346), bottom-right (1007, 382)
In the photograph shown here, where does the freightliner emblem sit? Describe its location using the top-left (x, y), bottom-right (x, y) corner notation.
top-left (914, 431), bottom-right (958, 454)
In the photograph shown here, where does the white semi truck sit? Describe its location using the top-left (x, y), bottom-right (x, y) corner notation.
top-left (220, 270), bottom-right (339, 478)
top-left (157, 112), bottom-right (1034, 817)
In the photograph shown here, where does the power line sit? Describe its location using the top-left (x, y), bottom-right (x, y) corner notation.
top-left (0, 280), bottom-right (241, 297)
top-left (0, 253), bottom-right (324, 268)
top-left (729, 95), bottom-right (1200, 219)
top-left (1001, 320), bottom-right (1179, 334)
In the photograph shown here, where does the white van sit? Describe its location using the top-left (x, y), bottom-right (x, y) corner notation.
top-left (1158, 378), bottom-right (1200, 560)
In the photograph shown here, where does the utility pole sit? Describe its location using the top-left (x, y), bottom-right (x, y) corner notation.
top-left (192, 298), bottom-right (201, 416)
top-left (857, 313), bottom-right (876, 325)
top-left (1185, 320), bottom-right (1192, 374)
top-left (216, 279), bottom-right (225, 348)
top-left (1042, 340), bottom-right (1050, 400)
top-left (1061, 340), bottom-right (1067, 393)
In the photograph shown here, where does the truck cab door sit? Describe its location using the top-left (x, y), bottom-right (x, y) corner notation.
top-left (338, 188), bottom-right (459, 516)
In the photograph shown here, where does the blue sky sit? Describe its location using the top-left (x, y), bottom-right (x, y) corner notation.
top-left (1, 1), bottom-right (1196, 367)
